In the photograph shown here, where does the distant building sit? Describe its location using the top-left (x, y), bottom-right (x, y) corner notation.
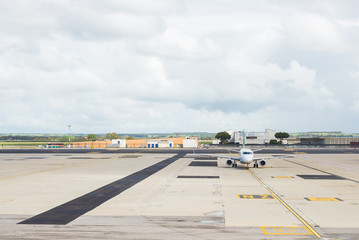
top-left (110, 139), bottom-right (126, 148)
top-left (226, 129), bottom-right (276, 145)
top-left (212, 139), bottom-right (220, 145)
top-left (72, 137), bottom-right (197, 148)
top-left (183, 138), bottom-right (198, 148)
top-left (146, 139), bottom-right (174, 148)
top-left (300, 137), bottom-right (359, 145)
top-left (46, 143), bottom-right (65, 148)
top-left (286, 138), bottom-right (300, 145)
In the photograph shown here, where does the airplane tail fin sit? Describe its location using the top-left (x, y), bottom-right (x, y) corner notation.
top-left (242, 129), bottom-right (245, 149)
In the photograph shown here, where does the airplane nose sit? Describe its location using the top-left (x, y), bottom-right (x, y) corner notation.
top-left (243, 156), bottom-right (252, 163)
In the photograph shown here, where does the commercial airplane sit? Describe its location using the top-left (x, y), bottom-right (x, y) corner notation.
top-left (195, 130), bottom-right (287, 168)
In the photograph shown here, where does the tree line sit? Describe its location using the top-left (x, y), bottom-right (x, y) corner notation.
top-left (0, 132), bottom-right (122, 142)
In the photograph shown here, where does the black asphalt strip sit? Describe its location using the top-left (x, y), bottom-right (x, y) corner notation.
top-left (194, 157), bottom-right (218, 160)
top-left (285, 159), bottom-right (359, 183)
top-left (189, 161), bottom-right (218, 167)
top-left (19, 153), bottom-right (185, 225)
top-left (177, 175), bottom-right (219, 178)
top-left (297, 174), bottom-right (345, 180)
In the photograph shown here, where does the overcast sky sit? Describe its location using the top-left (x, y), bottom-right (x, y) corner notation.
top-left (1, 0), bottom-right (359, 134)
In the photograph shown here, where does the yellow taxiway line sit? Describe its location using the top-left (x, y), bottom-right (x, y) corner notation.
top-left (247, 169), bottom-right (323, 238)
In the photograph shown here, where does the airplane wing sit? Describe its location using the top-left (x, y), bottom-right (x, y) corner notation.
top-left (193, 153), bottom-right (240, 159)
top-left (191, 150), bottom-right (240, 160)
top-left (253, 157), bottom-right (272, 160)
top-left (253, 155), bottom-right (293, 160)
top-left (227, 149), bottom-right (262, 153)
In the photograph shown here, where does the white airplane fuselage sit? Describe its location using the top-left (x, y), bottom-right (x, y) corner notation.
top-left (239, 148), bottom-right (254, 164)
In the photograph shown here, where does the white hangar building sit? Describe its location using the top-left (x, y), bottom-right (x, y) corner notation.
top-left (226, 129), bottom-right (276, 145)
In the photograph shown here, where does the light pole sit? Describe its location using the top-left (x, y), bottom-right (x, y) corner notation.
top-left (68, 124), bottom-right (71, 147)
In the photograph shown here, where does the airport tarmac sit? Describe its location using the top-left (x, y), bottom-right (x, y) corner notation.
top-left (0, 151), bottom-right (358, 239)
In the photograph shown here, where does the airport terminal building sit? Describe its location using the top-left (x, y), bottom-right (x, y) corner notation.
top-left (226, 129), bottom-right (276, 145)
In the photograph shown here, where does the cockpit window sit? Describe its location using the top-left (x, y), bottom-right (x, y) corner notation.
top-left (243, 152), bottom-right (252, 155)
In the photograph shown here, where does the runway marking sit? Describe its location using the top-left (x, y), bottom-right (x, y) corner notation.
top-left (247, 169), bottom-right (322, 238)
top-left (305, 197), bottom-right (343, 201)
top-left (194, 156), bottom-right (217, 160)
top-left (19, 153), bottom-right (185, 225)
top-left (285, 159), bottom-right (359, 183)
top-left (271, 176), bottom-right (294, 178)
top-left (297, 174), bottom-right (345, 180)
top-left (261, 226), bottom-right (312, 235)
top-left (189, 161), bottom-right (218, 167)
top-left (237, 194), bottom-right (274, 199)
top-left (177, 175), bottom-right (219, 179)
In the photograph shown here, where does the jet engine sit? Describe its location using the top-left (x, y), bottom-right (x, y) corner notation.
top-left (226, 159), bottom-right (233, 166)
top-left (259, 160), bottom-right (266, 166)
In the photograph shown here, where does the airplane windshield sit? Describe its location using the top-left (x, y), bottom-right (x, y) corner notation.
top-left (243, 152), bottom-right (252, 155)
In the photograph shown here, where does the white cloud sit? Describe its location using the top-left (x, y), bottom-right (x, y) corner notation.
top-left (350, 91), bottom-right (359, 113)
top-left (139, 28), bottom-right (223, 60)
top-left (0, 0), bottom-right (358, 133)
top-left (88, 0), bottom-right (185, 15)
top-left (349, 71), bottom-right (359, 79)
top-left (282, 12), bottom-right (347, 53)
top-left (351, 100), bottom-right (359, 113)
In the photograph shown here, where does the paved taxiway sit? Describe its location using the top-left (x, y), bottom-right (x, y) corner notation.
top-left (0, 150), bottom-right (358, 239)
